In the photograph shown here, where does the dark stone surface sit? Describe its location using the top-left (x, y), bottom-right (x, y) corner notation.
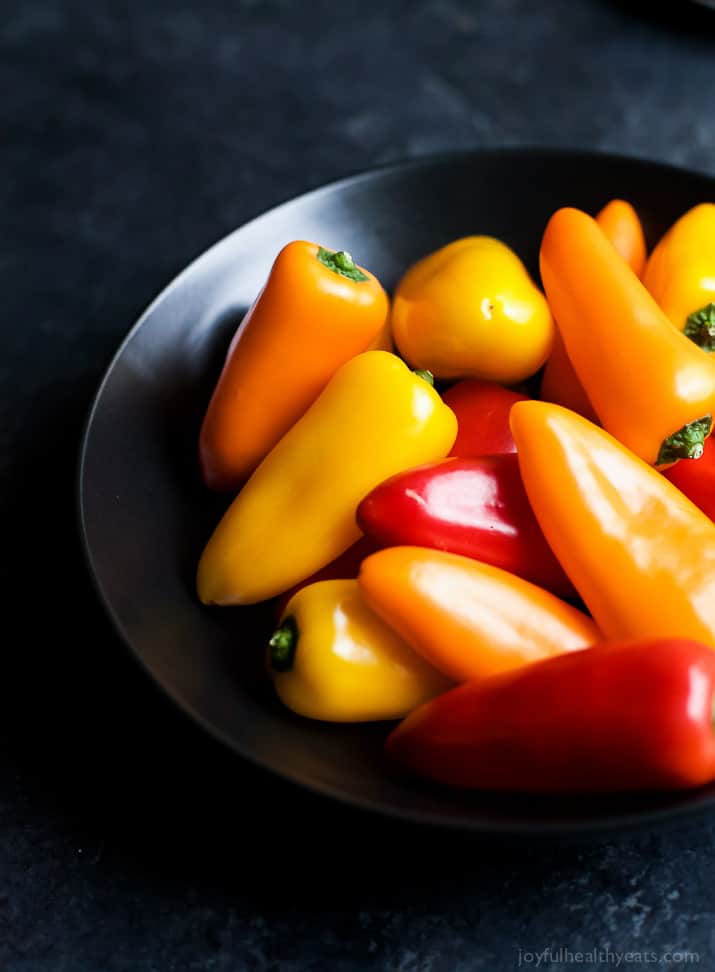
top-left (3, 1), bottom-right (715, 969)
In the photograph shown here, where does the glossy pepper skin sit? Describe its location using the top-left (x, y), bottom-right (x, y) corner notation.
top-left (441, 380), bottom-right (528, 456)
top-left (643, 204), bottom-right (715, 348)
top-left (387, 638), bottom-right (715, 792)
top-left (391, 237), bottom-right (554, 384)
top-left (199, 242), bottom-right (389, 491)
top-left (197, 352), bottom-right (457, 606)
top-left (510, 401), bottom-right (715, 647)
top-left (538, 200), bottom-right (644, 422)
top-left (268, 580), bottom-right (452, 722)
top-left (540, 207), bottom-right (715, 465)
top-left (356, 456), bottom-right (575, 599)
top-left (663, 436), bottom-right (715, 522)
top-left (358, 547), bottom-right (598, 683)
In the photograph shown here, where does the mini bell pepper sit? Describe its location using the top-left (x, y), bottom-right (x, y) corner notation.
top-left (595, 198), bottom-right (647, 276)
top-left (663, 435), bottom-right (715, 522)
top-left (267, 579), bottom-right (452, 722)
top-left (441, 380), bottom-right (528, 456)
top-left (197, 352), bottom-right (457, 606)
top-left (273, 535), bottom-right (379, 620)
top-left (540, 207), bottom-right (715, 464)
top-left (538, 334), bottom-right (599, 423)
top-left (358, 547), bottom-right (598, 683)
top-left (539, 199), bottom-right (645, 422)
top-left (510, 401), bottom-right (715, 647)
top-left (387, 638), bottom-right (715, 792)
top-left (356, 455), bottom-right (575, 599)
top-left (643, 203), bottom-right (715, 348)
top-left (367, 318), bottom-right (394, 352)
top-left (199, 241), bottom-right (389, 490)
top-left (391, 236), bottom-right (554, 384)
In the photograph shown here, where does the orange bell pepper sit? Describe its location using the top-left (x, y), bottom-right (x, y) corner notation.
top-left (540, 207), bottom-right (715, 464)
top-left (539, 199), bottom-right (646, 423)
top-left (539, 334), bottom-right (598, 423)
top-left (357, 547), bottom-right (599, 683)
top-left (595, 198), bottom-right (647, 276)
top-left (199, 242), bottom-right (389, 490)
top-left (510, 401), bottom-right (715, 647)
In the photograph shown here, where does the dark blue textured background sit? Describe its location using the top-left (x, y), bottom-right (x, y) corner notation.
top-left (4, 2), bottom-right (715, 969)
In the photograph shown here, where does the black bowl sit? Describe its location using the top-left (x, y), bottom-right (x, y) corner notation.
top-left (79, 148), bottom-right (715, 834)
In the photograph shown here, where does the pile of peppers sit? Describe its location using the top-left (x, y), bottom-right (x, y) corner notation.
top-left (195, 201), bottom-right (715, 795)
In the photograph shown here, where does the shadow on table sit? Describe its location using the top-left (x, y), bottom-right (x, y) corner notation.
top-left (604, 0), bottom-right (715, 34)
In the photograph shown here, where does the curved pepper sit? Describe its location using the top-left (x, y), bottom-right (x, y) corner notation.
top-left (358, 547), bottom-right (598, 683)
top-left (267, 580), bottom-right (451, 722)
top-left (356, 455), bottom-right (575, 599)
top-left (200, 242), bottom-right (389, 490)
top-left (538, 335), bottom-right (599, 423)
top-left (595, 198), bottom-right (647, 276)
top-left (663, 435), bottom-right (715, 522)
top-left (441, 380), bottom-right (528, 456)
top-left (539, 199), bottom-right (646, 423)
top-left (510, 401), bottom-right (715, 646)
top-left (387, 638), bottom-right (715, 792)
top-left (197, 352), bottom-right (457, 606)
top-left (643, 204), bottom-right (715, 349)
top-left (391, 236), bottom-right (554, 384)
top-left (540, 207), bottom-right (715, 464)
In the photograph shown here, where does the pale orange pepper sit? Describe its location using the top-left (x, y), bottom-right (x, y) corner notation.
top-left (358, 546), bottom-right (599, 683)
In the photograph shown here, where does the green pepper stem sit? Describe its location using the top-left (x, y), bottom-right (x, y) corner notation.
top-left (684, 303), bottom-right (715, 353)
top-left (657, 415), bottom-right (712, 465)
top-left (269, 616), bottom-right (299, 673)
top-left (316, 247), bottom-right (369, 282)
top-left (413, 369), bottom-right (435, 387)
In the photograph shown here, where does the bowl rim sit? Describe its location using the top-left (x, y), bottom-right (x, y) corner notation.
top-left (77, 146), bottom-right (715, 835)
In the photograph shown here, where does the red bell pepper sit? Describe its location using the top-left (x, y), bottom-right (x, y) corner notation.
top-left (442, 380), bottom-right (529, 457)
top-left (356, 455), bottom-right (575, 599)
top-left (663, 436), bottom-right (715, 522)
top-left (273, 535), bottom-right (379, 619)
top-left (387, 638), bottom-right (715, 792)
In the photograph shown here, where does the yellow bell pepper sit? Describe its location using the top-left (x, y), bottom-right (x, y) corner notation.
top-left (197, 351), bottom-right (457, 606)
top-left (643, 204), bottom-right (715, 351)
top-left (391, 236), bottom-right (554, 384)
top-left (268, 579), bottom-right (452, 721)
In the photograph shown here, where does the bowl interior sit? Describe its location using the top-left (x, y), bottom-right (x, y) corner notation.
top-left (79, 149), bottom-right (715, 832)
